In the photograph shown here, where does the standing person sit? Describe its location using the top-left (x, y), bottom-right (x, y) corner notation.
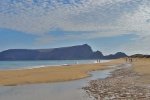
top-left (129, 58), bottom-right (131, 63)
top-left (99, 59), bottom-right (100, 63)
top-left (125, 57), bottom-right (128, 63)
top-left (131, 58), bottom-right (133, 63)
top-left (129, 58), bottom-right (133, 63)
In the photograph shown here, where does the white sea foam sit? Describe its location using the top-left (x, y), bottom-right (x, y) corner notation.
top-left (0, 60), bottom-right (111, 70)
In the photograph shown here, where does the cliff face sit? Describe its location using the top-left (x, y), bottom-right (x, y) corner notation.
top-left (0, 49), bottom-right (39, 60)
top-left (0, 44), bottom-right (127, 60)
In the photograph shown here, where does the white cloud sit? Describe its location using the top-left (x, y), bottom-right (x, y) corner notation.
top-left (0, 0), bottom-right (143, 34)
top-left (1, 0), bottom-right (150, 54)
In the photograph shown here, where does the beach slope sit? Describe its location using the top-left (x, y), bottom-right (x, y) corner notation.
top-left (0, 59), bottom-right (123, 86)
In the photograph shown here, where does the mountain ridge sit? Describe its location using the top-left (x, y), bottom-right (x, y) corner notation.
top-left (0, 44), bottom-right (127, 60)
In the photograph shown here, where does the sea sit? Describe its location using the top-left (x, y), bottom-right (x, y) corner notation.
top-left (0, 60), bottom-right (110, 70)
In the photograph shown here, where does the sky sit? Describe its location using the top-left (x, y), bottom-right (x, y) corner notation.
top-left (0, 0), bottom-right (150, 55)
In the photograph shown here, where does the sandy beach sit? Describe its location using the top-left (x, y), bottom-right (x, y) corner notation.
top-left (1, 58), bottom-right (150, 100)
top-left (0, 59), bottom-right (124, 86)
top-left (83, 58), bottom-right (150, 99)
top-left (132, 58), bottom-right (150, 84)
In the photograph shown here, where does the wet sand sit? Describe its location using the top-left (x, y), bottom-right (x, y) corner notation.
top-left (0, 59), bottom-right (124, 86)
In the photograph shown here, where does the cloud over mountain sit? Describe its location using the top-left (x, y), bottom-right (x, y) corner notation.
top-left (0, 0), bottom-right (150, 54)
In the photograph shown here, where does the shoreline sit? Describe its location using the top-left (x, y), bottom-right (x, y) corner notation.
top-left (0, 60), bottom-right (111, 71)
top-left (83, 58), bottom-right (150, 99)
top-left (0, 59), bottom-right (123, 86)
top-left (0, 67), bottom-right (114, 100)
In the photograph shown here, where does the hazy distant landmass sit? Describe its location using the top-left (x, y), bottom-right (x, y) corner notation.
top-left (0, 44), bottom-right (127, 60)
top-left (131, 54), bottom-right (150, 58)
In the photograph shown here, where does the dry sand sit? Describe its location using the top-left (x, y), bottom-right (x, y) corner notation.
top-left (0, 59), bottom-right (124, 86)
top-left (132, 58), bottom-right (150, 84)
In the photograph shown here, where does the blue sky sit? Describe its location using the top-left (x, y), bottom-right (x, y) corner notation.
top-left (0, 0), bottom-right (150, 55)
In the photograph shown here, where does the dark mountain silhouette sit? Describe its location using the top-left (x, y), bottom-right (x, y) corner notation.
top-left (130, 54), bottom-right (150, 58)
top-left (0, 44), bottom-right (127, 60)
top-left (91, 51), bottom-right (104, 59)
top-left (104, 52), bottom-right (128, 59)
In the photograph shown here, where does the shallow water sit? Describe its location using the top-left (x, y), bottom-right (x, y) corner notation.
top-left (0, 69), bottom-right (113, 100)
top-left (0, 60), bottom-right (110, 70)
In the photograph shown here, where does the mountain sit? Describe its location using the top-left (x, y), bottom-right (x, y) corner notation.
top-left (105, 52), bottom-right (128, 59)
top-left (91, 51), bottom-right (104, 59)
top-left (0, 44), bottom-right (127, 60)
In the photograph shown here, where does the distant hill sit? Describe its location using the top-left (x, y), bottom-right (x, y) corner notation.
top-left (130, 54), bottom-right (150, 58)
top-left (104, 52), bottom-right (128, 59)
top-left (0, 44), bottom-right (127, 60)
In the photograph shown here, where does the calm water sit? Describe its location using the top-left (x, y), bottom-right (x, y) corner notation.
top-left (0, 60), bottom-right (114, 100)
top-left (0, 60), bottom-right (110, 70)
top-left (0, 68), bottom-right (114, 100)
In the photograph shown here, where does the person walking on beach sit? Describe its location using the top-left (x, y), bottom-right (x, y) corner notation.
top-left (125, 57), bottom-right (128, 63)
top-left (99, 59), bottom-right (100, 63)
top-left (131, 58), bottom-right (133, 63)
top-left (96, 59), bottom-right (101, 63)
top-left (128, 58), bottom-right (133, 63)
